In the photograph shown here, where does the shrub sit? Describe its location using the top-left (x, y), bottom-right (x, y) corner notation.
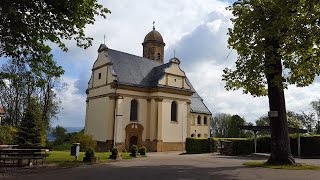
top-left (185, 138), bottom-right (210, 154)
top-left (228, 138), bottom-right (254, 155)
top-left (130, 145), bottom-right (138, 157)
top-left (138, 146), bottom-right (147, 155)
top-left (83, 147), bottom-right (97, 163)
top-left (111, 147), bottom-right (118, 156)
top-left (85, 147), bottom-right (95, 158)
top-left (70, 133), bottom-right (97, 152)
top-left (0, 126), bottom-right (17, 144)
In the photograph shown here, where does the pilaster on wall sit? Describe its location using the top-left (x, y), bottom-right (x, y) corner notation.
top-left (187, 101), bottom-right (191, 138)
top-left (146, 99), bottom-right (151, 140)
top-left (155, 98), bottom-right (163, 142)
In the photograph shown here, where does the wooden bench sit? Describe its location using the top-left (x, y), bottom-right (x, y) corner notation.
top-left (0, 149), bottom-right (50, 167)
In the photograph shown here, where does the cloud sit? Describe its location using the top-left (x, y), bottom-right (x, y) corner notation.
top-left (53, 77), bottom-right (86, 128)
top-left (49, 0), bottom-right (320, 127)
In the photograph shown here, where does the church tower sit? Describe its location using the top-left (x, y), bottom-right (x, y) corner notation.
top-left (142, 23), bottom-right (165, 64)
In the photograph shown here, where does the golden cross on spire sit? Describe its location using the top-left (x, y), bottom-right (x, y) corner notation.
top-left (153, 21), bottom-right (155, 30)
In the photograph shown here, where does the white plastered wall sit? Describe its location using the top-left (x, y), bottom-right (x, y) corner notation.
top-left (189, 113), bottom-right (211, 138)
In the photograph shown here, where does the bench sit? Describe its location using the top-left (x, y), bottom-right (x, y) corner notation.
top-left (0, 149), bottom-right (50, 167)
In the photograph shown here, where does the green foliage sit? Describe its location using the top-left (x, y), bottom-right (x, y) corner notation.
top-left (85, 147), bottom-right (95, 158)
top-left (212, 113), bottom-right (232, 138)
top-left (70, 133), bottom-right (97, 152)
top-left (219, 138), bottom-right (254, 155)
top-left (15, 98), bottom-right (43, 146)
top-left (52, 125), bottom-right (67, 139)
top-left (138, 146), bottom-right (147, 155)
top-left (111, 147), bottom-right (118, 156)
top-left (228, 115), bottom-right (246, 137)
top-left (185, 138), bottom-right (218, 154)
top-left (257, 135), bottom-right (320, 157)
top-left (0, 0), bottom-right (110, 74)
top-left (130, 145), bottom-right (138, 156)
top-left (298, 136), bottom-right (320, 157)
top-left (244, 162), bottom-right (320, 170)
top-left (213, 113), bottom-right (250, 138)
top-left (224, 0), bottom-right (320, 96)
top-left (50, 142), bottom-right (72, 151)
top-left (0, 126), bottom-right (17, 144)
top-left (311, 99), bottom-right (320, 121)
top-left (256, 136), bottom-right (271, 153)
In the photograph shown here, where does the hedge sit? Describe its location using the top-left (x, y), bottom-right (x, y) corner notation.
top-left (222, 138), bottom-right (254, 155)
top-left (186, 136), bottom-right (320, 157)
top-left (185, 138), bottom-right (218, 154)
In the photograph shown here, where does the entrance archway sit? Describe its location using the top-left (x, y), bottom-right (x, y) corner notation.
top-left (130, 136), bottom-right (138, 149)
top-left (125, 123), bottom-right (144, 150)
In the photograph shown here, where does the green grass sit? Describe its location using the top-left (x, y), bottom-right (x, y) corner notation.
top-left (243, 162), bottom-right (320, 170)
top-left (45, 151), bottom-right (133, 167)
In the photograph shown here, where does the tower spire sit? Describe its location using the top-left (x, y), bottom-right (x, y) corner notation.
top-left (153, 21), bottom-right (155, 30)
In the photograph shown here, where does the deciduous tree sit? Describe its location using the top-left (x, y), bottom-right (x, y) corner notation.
top-left (0, 0), bottom-right (110, 73)
top-left (224, 0), bottom-right (320, 165)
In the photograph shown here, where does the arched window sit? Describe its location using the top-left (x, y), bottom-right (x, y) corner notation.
top-left (204, 116), bottom-right (207, 125)
top-left (191, 134), bottom-right (195, 138)
top-left (197, 134), bottom-right (201, 138)
top-left (130, 99), bottom-right (138, 121)
top-left (197, 115), bottom-right (201, 125)
top-left (171, 101), bottom-right (177, 122)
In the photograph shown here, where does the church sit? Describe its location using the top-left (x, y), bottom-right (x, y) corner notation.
top-left (84, 25), bottom-right (212, 152)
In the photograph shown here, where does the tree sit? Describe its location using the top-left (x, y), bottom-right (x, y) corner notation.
top-left (0, 60), bottom-right (63, 128)
top-left (227, 115), bottom-right (246, 137)
top-left (0, 0), bottom-right (110, 73)
top-left (311, 99), bottom-right (320, 133)
top-left (255, 115), bottom-right (269, 126)
top-left (212, 113), bottom-right (232, 137)
top-left (224, 1), bottom-right (320, 165)
top-left (52, 125), bottom-right (67, 144)
top-left (300, 112), bottom-right (316, 133)
top-left (16, 98), bottom-right (43, 146)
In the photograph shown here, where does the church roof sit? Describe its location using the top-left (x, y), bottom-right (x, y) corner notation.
top-left (190, 93), bottom-right (212, 115)
top-left (105, 48), bottom-right (211, 115)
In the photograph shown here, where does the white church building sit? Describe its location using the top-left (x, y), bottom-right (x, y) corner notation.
top-left (84, 26), bottom-right (212, 152)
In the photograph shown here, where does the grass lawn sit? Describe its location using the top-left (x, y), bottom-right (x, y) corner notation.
top-left (45, 151), bottom-right (133, 167)
top-left (243, 162), bottom-right (320, 170)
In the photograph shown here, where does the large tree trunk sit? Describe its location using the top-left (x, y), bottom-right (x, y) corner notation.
top-left (265, 38), bottom-right (295, 165)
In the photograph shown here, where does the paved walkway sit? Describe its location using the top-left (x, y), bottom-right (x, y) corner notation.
top-left (4, 152), bottom-right (320, 180)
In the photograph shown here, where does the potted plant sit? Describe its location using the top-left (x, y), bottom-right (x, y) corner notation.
top-left (83, 147), bottom-right (97, 164)
top-left (138, 146), bottom-right (147, 156)
top-left (130, 145), bottom-right (138, 157)
top-left (109, 147), bottom-right (119, 159)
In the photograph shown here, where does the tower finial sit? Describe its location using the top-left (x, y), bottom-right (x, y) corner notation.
top-left (103, 34), bottom-right (106, 44)
top-left (153, 21), bottom-right (155, 30)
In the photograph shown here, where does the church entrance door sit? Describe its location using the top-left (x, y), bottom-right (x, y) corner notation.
top-left (125, 123), bottom-right (144, 150)
top-left (129, 136), bottom-right (138, 149)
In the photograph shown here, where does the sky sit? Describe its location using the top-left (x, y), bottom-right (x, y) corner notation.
top-left (50, 0), bottom-right (320, 128)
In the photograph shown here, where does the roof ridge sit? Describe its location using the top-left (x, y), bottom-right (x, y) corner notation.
top-left (108, 48), bottom-right (162, 65)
